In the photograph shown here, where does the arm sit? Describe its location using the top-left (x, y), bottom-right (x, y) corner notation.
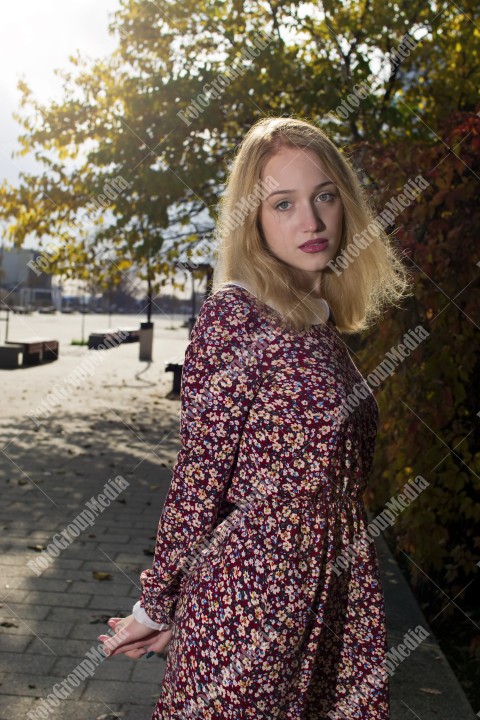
top-left (138, 289), bottom-right (264, 625)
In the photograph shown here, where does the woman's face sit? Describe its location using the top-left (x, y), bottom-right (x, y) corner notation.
top-left (258, 146), bottom-right (344, 293)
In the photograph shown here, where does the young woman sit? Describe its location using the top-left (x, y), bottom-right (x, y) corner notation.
top-left (99, 116), bottom-right (411, 719)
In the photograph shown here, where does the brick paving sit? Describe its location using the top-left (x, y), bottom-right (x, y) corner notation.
top-left (0, 328), bottom-right (182, 719)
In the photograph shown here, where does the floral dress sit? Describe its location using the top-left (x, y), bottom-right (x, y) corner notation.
top-left (138, 282), bottom-right (389, 719)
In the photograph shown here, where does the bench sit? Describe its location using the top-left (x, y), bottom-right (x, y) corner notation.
top-left (116, 327), bottom-right (140, 343)
top-left (88, 330), bottom-right (122, 350)
top-left (4, 339), bottom-right (59, 366)
top-left (88, 327), bottom-right (140, 349)
top-left (165, 362), bottom-right (183, 394)
top-left (0, 344), bottom-right (24, 369)
top-left (42, 340), bottom-right (59, 361)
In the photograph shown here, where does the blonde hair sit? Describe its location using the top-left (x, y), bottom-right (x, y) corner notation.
top-left (211, 115), bottom-right (413, 334)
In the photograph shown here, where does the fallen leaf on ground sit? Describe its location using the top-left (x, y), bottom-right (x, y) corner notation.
top-left (419, 687), bottom-right (442, 695)
top-left (28, 545), bottom-right (46, 552)
top-left (92, 571), bottom-right (112, 581)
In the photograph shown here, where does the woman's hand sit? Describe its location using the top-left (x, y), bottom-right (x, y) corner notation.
top-left (98, 614), bottom-right (173, 660)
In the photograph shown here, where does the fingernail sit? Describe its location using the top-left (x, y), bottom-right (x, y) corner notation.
top-left (146, 651), bottom-right (155, 659)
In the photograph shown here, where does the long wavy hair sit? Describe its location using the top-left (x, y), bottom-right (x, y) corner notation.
top-left (211, 116), bottom-right (413, 334)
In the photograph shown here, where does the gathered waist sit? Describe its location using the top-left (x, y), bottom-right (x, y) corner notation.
top-left (228, 478), bottom-right (365, 514)
top-left (208, 480), bottom-right (367, 564)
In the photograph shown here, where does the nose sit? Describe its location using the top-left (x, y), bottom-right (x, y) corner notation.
top-left (301, 201), bottom-right (325, 232)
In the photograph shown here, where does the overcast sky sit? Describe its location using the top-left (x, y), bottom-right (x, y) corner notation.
top-left (0, 0), bottom-right (119, 184)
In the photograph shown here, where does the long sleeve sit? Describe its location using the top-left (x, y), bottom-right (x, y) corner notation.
top-left (138, 289), bottom-right (265, 626)
top-left (132, 601), bottom-right (171, 630)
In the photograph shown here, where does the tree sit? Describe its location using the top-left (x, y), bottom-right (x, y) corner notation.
top-left (1, 0), bottom-right (478, 295)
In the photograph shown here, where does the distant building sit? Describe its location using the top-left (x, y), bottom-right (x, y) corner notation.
top-left (0, 246), bottom-right (61, 309)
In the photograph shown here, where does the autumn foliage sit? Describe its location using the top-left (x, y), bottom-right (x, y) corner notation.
top-left (356, 110), bottom-right (480, 597)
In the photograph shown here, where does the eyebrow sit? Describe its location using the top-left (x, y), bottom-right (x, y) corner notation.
top-left (266, 180), bottom-right (337, 199)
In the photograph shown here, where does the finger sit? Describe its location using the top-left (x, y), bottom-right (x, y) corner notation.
top-left (98, 627), bottom-right (127, 640)
top-left (124, 647), bottom-right (148, 660)
top-left (111, 618), bottom-right (127, 631)
top-left (100, 625), bottom-right (156, 655)
top-left (107, 643), bottom-right (144, 658)
top-left (103, 634), bottom-right (160, 658)
top-left (144, 634), bottom-right (172, 654)
top-left (108, 620), bottom-right (122, 631)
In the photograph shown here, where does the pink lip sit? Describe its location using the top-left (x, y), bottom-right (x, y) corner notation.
top-left (299, 238), bottom-right (329, 249)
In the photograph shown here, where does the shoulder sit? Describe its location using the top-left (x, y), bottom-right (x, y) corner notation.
top-left (187, 286), bottom-right (287, 380)
top-left (192, 286), bottom-right (261, 342)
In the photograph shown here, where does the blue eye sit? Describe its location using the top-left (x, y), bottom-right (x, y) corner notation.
top-left (316, 192), bottom-right (335, 202)
top-left (274, 192), bottom-right (337, 210)
top-left (275, 200), bottom-right (291, 211)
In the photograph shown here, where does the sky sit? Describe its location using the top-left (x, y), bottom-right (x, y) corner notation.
top-left (0, 0), bottom-right (193, 298)
top-left (0, 0), bottom-right (120, 184)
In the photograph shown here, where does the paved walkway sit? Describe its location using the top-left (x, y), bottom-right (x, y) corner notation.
top-left (0, 324), bottom-right (476, 719)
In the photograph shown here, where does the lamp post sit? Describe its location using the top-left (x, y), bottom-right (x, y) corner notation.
top-left (139, 265), bottom-right (154, 362)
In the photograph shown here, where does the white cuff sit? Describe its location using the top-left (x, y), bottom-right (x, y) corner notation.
top-left (132, 601), bottom-right (171, 630)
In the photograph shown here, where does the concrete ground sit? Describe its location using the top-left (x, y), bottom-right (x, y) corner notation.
top-left (0, 312), bottom-right (476, 719)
